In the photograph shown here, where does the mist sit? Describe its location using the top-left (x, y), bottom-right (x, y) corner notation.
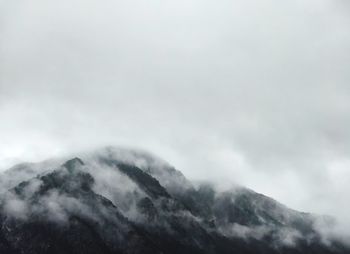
top-left (1, 0), bottom-right (350, 240)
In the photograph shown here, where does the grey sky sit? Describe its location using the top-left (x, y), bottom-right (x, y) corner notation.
top-left (1, 0), bottom-right (350, 233)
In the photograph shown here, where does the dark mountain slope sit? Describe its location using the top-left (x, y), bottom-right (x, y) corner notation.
top-left (0, 149), bottom-right (347, 254)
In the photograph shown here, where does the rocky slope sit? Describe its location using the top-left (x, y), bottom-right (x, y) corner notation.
top-left (0, 147), bottom-right (347, 254)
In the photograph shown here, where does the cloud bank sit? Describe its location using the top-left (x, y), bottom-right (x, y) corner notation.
top-left (0, 0), bottom-right (350, 238)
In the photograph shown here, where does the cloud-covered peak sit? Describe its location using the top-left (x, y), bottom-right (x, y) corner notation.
top-left (0, 148), bottom-right (348, 253)
top-left (62, 157), bottom-right (85, 172)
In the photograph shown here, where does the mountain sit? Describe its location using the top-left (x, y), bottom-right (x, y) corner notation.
top-left (0, 147), bottom-right (347, 254)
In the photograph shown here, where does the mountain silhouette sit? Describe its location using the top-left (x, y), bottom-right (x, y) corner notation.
top-left (0, 147), bottom-right (347, 254)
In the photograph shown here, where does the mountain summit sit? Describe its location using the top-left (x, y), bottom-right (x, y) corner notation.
top-left (0, 147), bottom-right (347, 254)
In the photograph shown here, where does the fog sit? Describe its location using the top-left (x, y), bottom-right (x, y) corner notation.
top-left (1, 0), bottom-right (350, 238)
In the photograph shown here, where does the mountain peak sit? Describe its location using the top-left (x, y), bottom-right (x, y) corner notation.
top-left (0, 150), bottom-right (347, 254)
top-left (62, 157), bottom-right (85, 172)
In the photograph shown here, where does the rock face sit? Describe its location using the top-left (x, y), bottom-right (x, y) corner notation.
top-left (0, 147), bottom-right (348, 254)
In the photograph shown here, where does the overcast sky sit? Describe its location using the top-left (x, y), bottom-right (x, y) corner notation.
top-left (1, 0), bottom-right (350, 231)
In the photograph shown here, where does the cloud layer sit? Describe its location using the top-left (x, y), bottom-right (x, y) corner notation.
top-left (1, 0), bottom-right (350, 235)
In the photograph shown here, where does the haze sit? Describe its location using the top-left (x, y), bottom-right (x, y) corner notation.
top-left (0, 0), bottom-right (350, 237)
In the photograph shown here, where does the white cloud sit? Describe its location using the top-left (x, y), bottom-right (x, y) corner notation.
top-left (0, 0), bottom-right (350, 239)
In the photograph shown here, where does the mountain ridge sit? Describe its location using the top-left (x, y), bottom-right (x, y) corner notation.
top-left (0, 147), bottom-right (348, 254)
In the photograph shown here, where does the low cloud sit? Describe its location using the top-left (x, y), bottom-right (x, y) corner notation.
top-left (0, 0), bottom-right (350, 246)
top-left (0, 149), bottom-right (349, 248)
